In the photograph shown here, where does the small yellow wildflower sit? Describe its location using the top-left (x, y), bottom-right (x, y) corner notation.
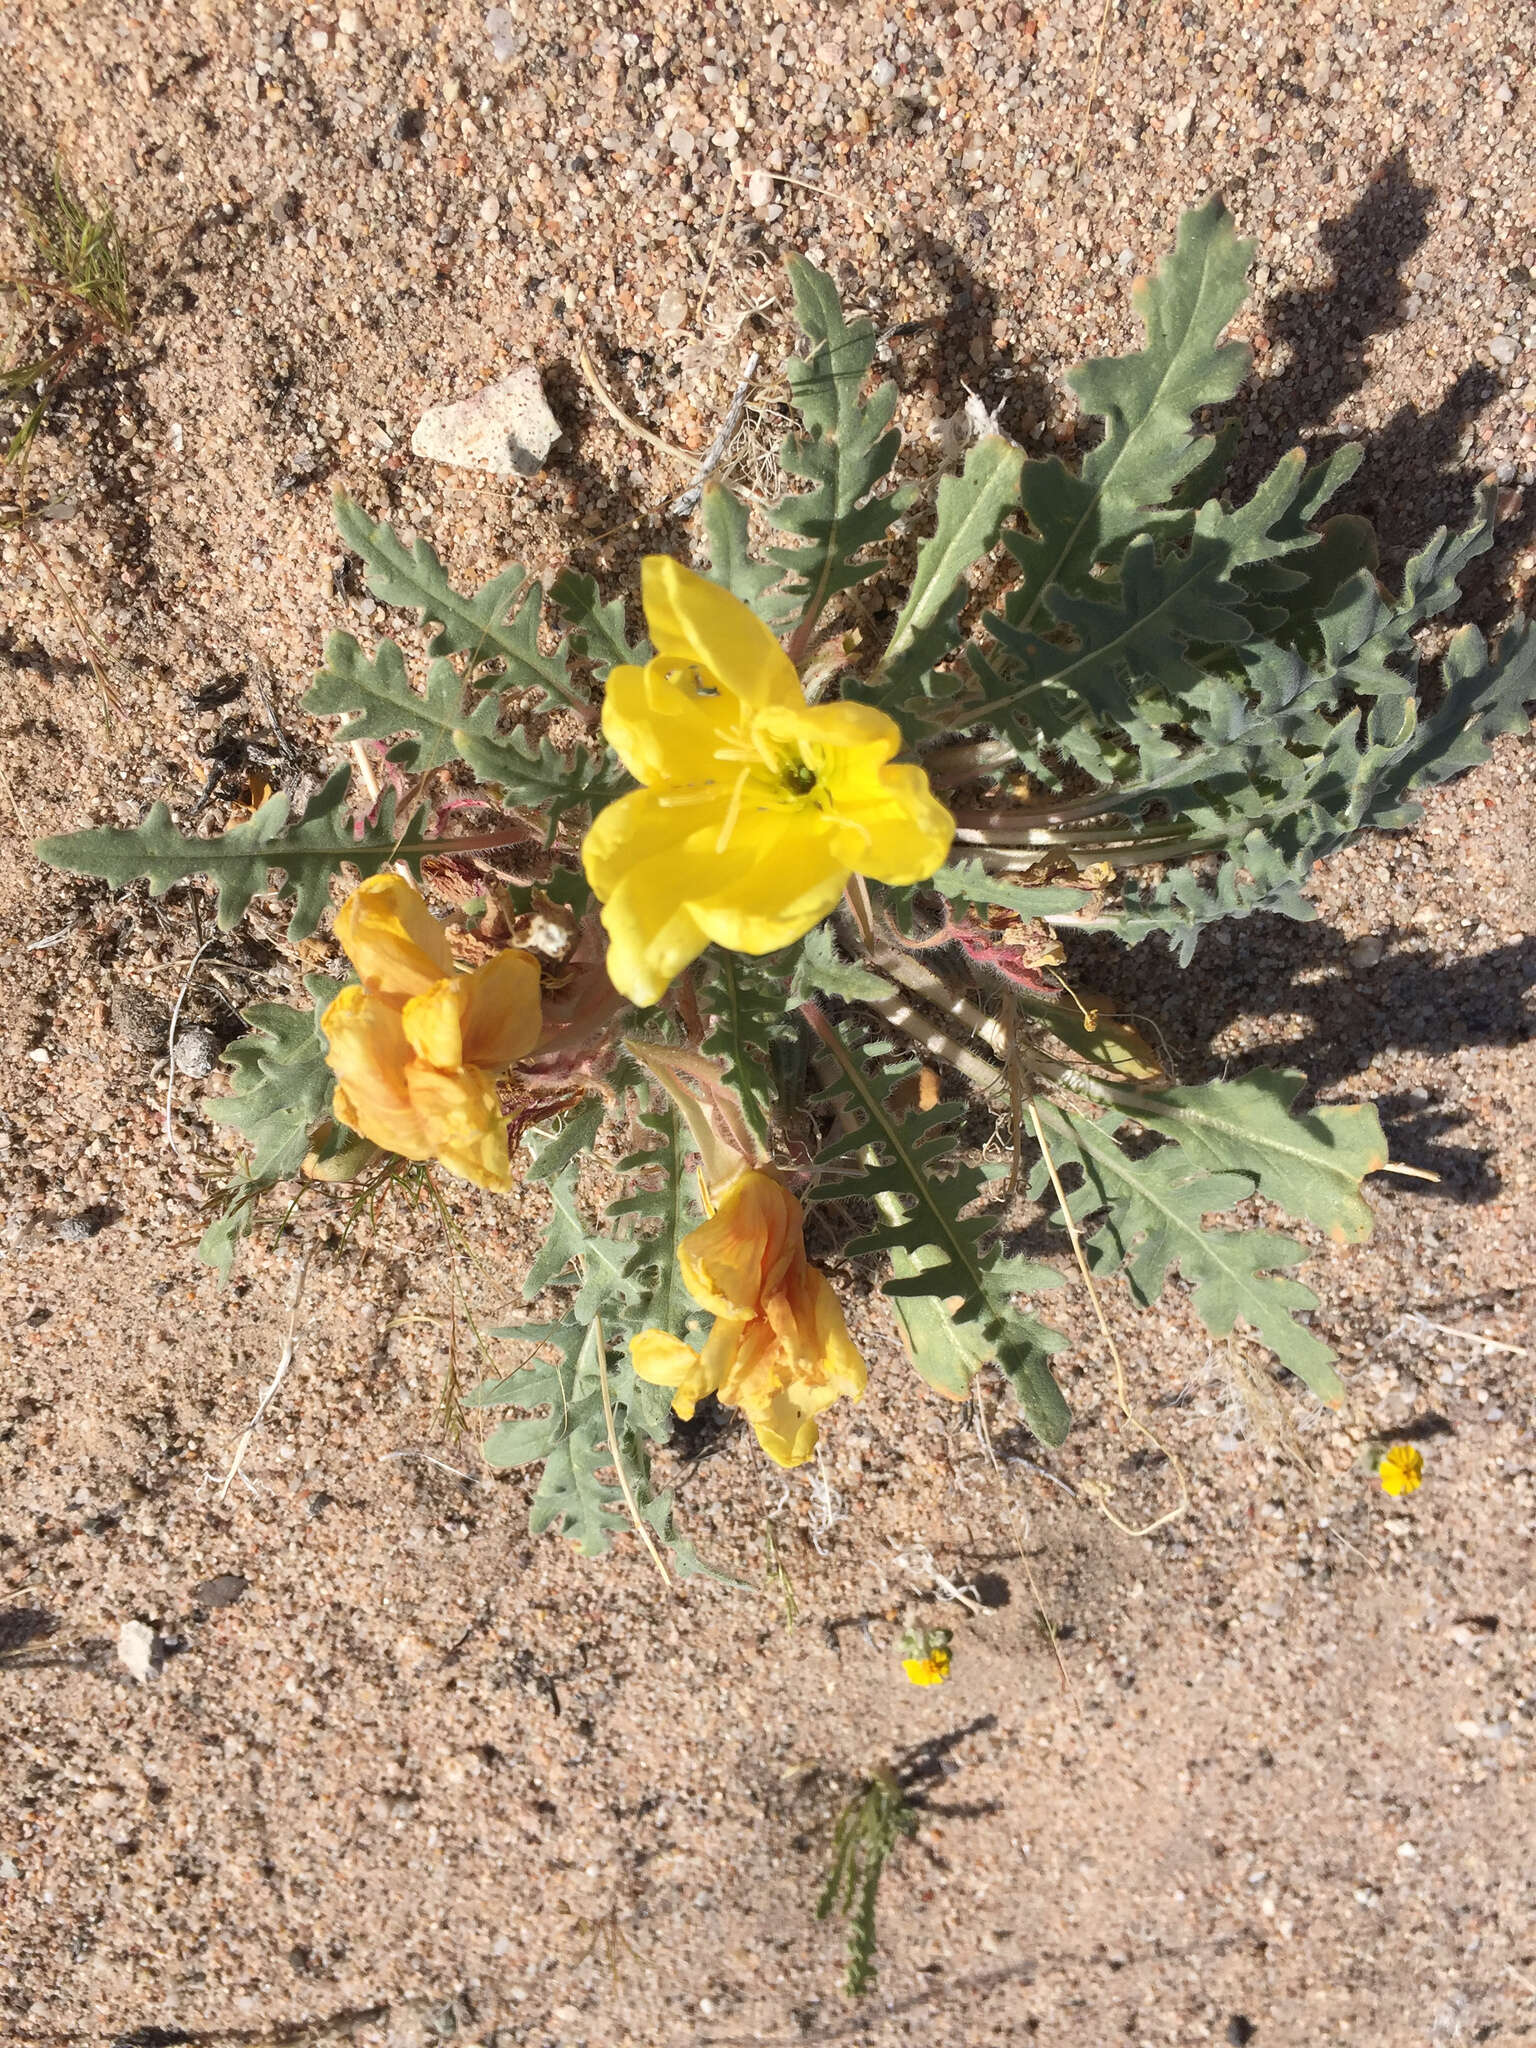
top-left (902, 1648), bottom-right (952, 1687)
top-left (321, 875), bottom-right (542, 1193)
top-left (1378, 1442), bottom-right (1424, 1498)
top-left (583, 557), bottom-right (955, 1006)
top-left (629, 1168), bottom-right (865, 1468)
top-left (900, 1626), bottom-right (953, 1687)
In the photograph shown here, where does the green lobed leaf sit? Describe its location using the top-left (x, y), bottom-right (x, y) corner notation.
top-left (1115, 1067), bottom-right (1387, 1245)
top-left (868, 435), bottom-right (1025, 722)
top-left (549, 566), bottom-right (650, 679)
top-left (1001, 197), bottom-right (1253, 627)
top-left (765, 257), bottom-right (913, 631)
top-left (700, 482), bottom-right (781, 617)
top-left (333, 493), bottom-right (587, 711)
top-left (1036, 1103), bottom-right (1345, 1405)
top-left (810, 1026), bottom-right (1069, 1441)
top-left (39, 771), bottom-right (409, 940)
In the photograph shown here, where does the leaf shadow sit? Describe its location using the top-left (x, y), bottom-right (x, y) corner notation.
top-left (1065, 917), bottom-right (1534, 1204)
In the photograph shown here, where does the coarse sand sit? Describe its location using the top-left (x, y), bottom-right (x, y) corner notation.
top-left (2, 2), bottom-right (1534, 2044)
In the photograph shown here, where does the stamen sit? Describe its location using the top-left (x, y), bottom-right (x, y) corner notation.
top-left (714, 764), bottom-right (753, 854)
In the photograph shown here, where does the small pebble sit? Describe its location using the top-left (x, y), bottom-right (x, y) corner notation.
top-left (871, 56), bottom-right (897, 86)
top-left (1348, 934), bottom-right (1386, 971)
top-left (1488, 335), bottom-right (1518, 366)
top-left (412, 363), bottom-right (562, 478)
top-left (479, 193), bottom-right (501, 226)
top-left (173, 1024), bottom-right (221, 1079)
top-left (117, 1620), bottom-right (162, 1685)
top-left (337, 5), bottom-right (363, 33)
top-left (656, 287), bottom-right (689, 331)
top-left (112, 985), bottom-right (171, 1053)
top-left (746, 167), bottom-right (774, 208)
top-left (55, 1206), bottom-right (116, 1244)
top-left (194, 1574), bottom-right (250, 1609)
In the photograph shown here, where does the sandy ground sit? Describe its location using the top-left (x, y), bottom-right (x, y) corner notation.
top-left (3, 1), bottom-right (1535, 2044)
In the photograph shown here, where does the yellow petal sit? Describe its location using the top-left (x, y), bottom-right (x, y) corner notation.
top-left (584, 786), bottom-right (733, 1006)
top-left (602, 654), bottom-right (752, 788)
top-left (679, 1171), bottom-right (801, 1319)
top-left (321, 986), bottom-right (433, 1160)
top-left (404, 1062), bottom-right (511, 1192)
top-left (754, 701), bottom-right (955, 885)
top-left (828, 762), bottom-right (956, 885)
top-left (631, 1329), bottom-right (724, 1420)
top-left (400, 977), bottom-right (467, 1069)
top-left (335, 874), bottom-right (456, 1001)
top-left (459, 948), bottom-right (543, 1070)
top-left (686, 812), bottom-right (848, 955)
top-left (642, 555), bottom-right (801, 710)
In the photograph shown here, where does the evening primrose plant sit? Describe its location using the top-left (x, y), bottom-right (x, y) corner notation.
top-left (39, 199), bottom-right (1533, 1571)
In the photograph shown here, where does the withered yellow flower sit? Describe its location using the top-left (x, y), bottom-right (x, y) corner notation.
top-left (583, 557), bottom-right (955, 1006)
top-left (630, 1168), bottom-right (865, 1468)
top-left (1378, 1442), bottom-right (1424, 1498)
top-left (321, 874), bottom-right (541, 1193)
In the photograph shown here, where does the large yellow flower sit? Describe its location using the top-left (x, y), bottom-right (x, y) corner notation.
top-left (321, 874), bottom-right (541, 1192)
top-left (583, 557), bottom-right (955, 1006)
top-left (631, 1169), bottom-right (865, 1468)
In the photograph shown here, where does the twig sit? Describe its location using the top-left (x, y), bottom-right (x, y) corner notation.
top-left (216, 1247), bottom-right (313, 1503)
top-left (593, 1312), bottom-right (673, 1591)
top-left (1074, 0), bottom-right (1117, 181)
top-left (1026, 1093), bottom-right (1189, 1537)
top-left (668, 347), bottom-right (761, 517)
top-left (578, 341), bottom-right (697, 466)
top-left (163, 935), bottom-right (220, 1151)
top-left (379, 1449), bottom-right (483, 1484)
top-left (349, 739), bottom-right (381, 805)
top-left (692, 163), bottom-right (740, 323)
top-left (1404, 1312), bottom-right (1529, 1359)
top-left (25, 922), bottom-right (76, 951)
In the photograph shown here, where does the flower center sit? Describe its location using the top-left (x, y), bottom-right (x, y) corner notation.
top-left (780, 759), bottom-right (818, 797)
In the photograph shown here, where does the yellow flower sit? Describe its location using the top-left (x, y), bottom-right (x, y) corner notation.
top-left (630, 1168), bottom-right (865, 1467)
top-left (902, 1649), bottom-right (952, 1688)
top-left (321, 874), bottom-right (542, 1193)
top-left (583, 556), bottom-right (955, 1006)
top-left (1378, 1443), bottom-right (1424, 1497)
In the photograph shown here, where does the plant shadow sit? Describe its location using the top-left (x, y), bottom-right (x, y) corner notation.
top-left (1064, 917), bottom-right (1535, 1204)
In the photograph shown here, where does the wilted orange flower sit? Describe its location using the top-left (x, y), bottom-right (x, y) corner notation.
top-left (630, 1169), bottom-right (865, 1468)
top-left (1378, 1443), bottom-right (1424, 1498)
top-left (322, 874), bottom-right (541, 1192)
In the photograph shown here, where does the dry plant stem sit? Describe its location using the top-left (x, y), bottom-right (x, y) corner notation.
top-left (970, 1389), bottom-right (1077, 1703)
top-left (578, 341), bottom-right (697, 467)
top-left (217, 1247), bottom-right (313, 1504)
top-left (592, 1311), bottom-right (674, 1592)
top-left (692, 161), bottom-right (740, 323)
top-left (163, 935), bottom-right (220, 1151)
top-left (919, 738), bottom-right (1019, 784)
top-left (1024, 1093), bottom-right (1190, 1538)
top-left (668, 346), bottom-right (762, 518)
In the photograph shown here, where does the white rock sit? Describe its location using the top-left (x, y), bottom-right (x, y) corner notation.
top-left (747, 166), bottom-right (774, 208)
top-left (411, 365), bottom-right (561, 478)
top-left (117, 1619), bottom-right (161, 1684)
top-left (871, 56), bottom-right (897, 86)
top-left (1489, 334), bottom-right (1518, 366)
top-left (656, 287), bottom-right (689, 330)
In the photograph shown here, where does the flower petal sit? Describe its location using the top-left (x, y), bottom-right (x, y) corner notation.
top-left (679, 1172), bottom-right (801, 1319)
top-left (631, 1329), bottom-right (724, 1420)
top-left (404, 1062), bottom-right (511, 1192)
top-left (686, 811), bottom-right (848, 955)
top-left (459, 948), bottom-right (543, 1071)
top-left (322, 986), bottom-right (434, 1160)
top-left (602, 654), bottom-right (750, 788)
top-left (830, 762), bottom-right (956, 885)
top-left (400, 977), bottom-right (466, 1069)
top-left (641, 555), bottom-right (801, 710)
top-left (584, 786), bottom-right (736, 1006)
top-left (336, 874), bottom-right (456, 1001)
